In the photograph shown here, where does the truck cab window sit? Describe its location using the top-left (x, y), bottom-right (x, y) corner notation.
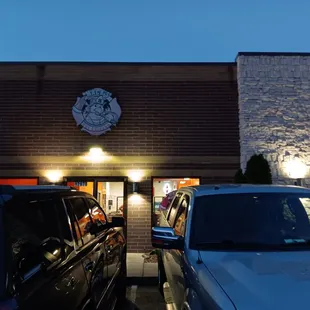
top-left (174, 195), bottom-right (189, 236)
top-left (168, 193), bottom-right (183, 226)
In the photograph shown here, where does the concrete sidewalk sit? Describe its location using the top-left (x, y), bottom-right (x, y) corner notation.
top-left (127, 253), bottom-right (158, 285)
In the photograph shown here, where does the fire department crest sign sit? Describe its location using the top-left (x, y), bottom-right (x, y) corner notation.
top-left (72, 88), bottom-right (121, 136)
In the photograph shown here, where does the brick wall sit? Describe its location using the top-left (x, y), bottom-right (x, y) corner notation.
top-left (127, 178), bottom-right (153, 253)
top-left (0, 62), bottom-right (239, 252)
top-left (0, 81), bottom-right (239, 156)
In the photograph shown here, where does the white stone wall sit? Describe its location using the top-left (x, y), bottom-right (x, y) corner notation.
top-left (237, 55), bottom-right (310, 185)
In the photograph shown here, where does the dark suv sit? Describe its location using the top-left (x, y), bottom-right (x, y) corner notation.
top-left (0, 185), bottom-right (127, 310)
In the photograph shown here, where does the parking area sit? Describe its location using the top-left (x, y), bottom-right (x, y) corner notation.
top-left (117, 286), bottom-right (166, 310)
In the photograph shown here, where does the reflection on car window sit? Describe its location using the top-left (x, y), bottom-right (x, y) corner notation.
top-left (5, 198), bottom-right (62, 280)
top-left (193, 193), bottom-right (310, 248)
top-left (174, 197), bottom-right (189, 236)
top-left (168, 193), bottom-right (182, 226)
top-left (87, 198), bottom-right (107, 226)
top-left (300, 198), bottom-right (310, 218)
top-left (69, 198), bottom-right (94, 246)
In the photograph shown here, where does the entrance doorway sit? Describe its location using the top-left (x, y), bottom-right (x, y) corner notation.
top-left (152, 177), bottom-right (200, 212)
top-left (96, 181), bottom-right (124, 220)
top-left (152, 177), bottom-right (200, 225)
top-left (66, 177), bottom-right (127, 222)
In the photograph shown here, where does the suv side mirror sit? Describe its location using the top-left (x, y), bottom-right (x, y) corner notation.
top-left (110, 216), bottom-right (125, 227)
top-left (152, 226), bottom-right (184, 250)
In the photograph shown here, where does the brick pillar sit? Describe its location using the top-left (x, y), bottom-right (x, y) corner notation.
top-left (127, 177), bottom-right (153, 253)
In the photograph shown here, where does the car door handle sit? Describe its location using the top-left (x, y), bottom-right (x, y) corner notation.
top-left (84, 261), bottom-right (95, 272)
top-left (66, 277), bottom-right (76, 287)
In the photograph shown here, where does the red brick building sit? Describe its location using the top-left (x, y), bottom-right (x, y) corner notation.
top-left (0, 62), bottom-right (239, 252)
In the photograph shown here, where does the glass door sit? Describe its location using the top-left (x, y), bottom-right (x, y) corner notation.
top-left (96, 181), bottom-right (124, 220)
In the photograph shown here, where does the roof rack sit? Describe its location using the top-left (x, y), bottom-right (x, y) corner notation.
top-left (0, 185), bottom-right (73, 195)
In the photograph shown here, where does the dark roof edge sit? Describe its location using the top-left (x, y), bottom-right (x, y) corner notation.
top-left (236, 52), bottom-right (310, 61)
top-left (0, 61), bottom-right (236, 67)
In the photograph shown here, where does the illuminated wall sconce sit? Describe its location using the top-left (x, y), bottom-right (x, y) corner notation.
top-left (46, 170), bottom-right (63, 184)
top-left (129, 170), bottom-right (143, 182)
top-left (132, 182), bottom-right (139, 194)
top-left (85, 147), bottom-right (105, 163)
top-left (285, 157), bottom-right (308, 187)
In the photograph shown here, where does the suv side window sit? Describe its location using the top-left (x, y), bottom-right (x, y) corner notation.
top-left (174, 195), bottom-right (190, 236)
top-left (86, 198), bottom-right (107, 227)
top-left (6, 198), bottom-right (62, 281)
top-left (167, 192), bottom-right (183, 227)
top-left (66, 197), bottom-right (94, 247)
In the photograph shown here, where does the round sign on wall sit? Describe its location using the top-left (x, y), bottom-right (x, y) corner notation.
top-left (72, 88), bottom-right (122, 136)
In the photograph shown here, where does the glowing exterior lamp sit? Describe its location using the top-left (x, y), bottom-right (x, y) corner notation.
top-left (133, 182), bottom-right (139, 194)
top-left (285, 158), bottom-right (308, 186)
top-left (46, 170), bottom-right (63, 184)
top-left (129, 170), bottom-right (143, 194)
top-left (87, 147), bottom-right (105, 163)
top-left (129, 170), bottom-right (143, 182)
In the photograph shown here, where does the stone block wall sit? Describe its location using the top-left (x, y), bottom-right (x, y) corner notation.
top-left (237, 53), bottom-right (310, 185)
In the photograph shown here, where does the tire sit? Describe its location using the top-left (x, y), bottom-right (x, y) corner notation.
top-left (158, 253), bottom-right (167, 297)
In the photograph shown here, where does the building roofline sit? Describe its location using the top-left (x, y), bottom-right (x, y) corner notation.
top-left (236, 51), bottom-right (310, 60)
top-left (0, 61), bottom-right (236, 67)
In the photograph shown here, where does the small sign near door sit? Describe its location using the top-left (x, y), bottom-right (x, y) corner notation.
top-left (74, 181), bottom-right (87, 187)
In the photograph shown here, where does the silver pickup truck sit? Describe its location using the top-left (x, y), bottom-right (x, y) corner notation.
top-left (152, 184), bottom-right (310, 310)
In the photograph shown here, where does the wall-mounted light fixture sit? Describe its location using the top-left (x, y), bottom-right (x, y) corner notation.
top-left (85, 147), bottom-right (105, 163)
top-left (45, 170), bottom-right (63, 184)
top-left (129, 170), bottom-right (143, 182)
top-left (285, 157), bottom-right (308, 186)
top-left (128, 170), bottom-right (143, 194)
top-left (133, 182), bottom-right (139, 194)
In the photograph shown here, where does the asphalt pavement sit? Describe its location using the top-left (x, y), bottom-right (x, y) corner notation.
top-left (117, 286), bottom-right (166, 310)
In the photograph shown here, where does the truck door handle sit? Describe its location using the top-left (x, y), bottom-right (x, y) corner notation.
top-left (84, 261), bottom-right (95, 272)
top-left (66, 277), bottom-right (76, 287)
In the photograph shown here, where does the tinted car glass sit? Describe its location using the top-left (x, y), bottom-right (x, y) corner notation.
top-left (55, 200), bottom-right (74, 256)
top-left (174, 195), bottom-right (189, 236)
top-left (69, 197), bottom-right (94, 246)
top-left (167, 193), bottom-right (183, 226)
top-left (4, 198), bottom-right (62, 281)
top-left (192, 193), bottom-right (310, 249)
top-left (87, 198), bottom-right (107, 226)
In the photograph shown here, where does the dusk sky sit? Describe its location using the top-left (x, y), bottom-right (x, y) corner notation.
top-left (0, 0), bottom-right (309, 62)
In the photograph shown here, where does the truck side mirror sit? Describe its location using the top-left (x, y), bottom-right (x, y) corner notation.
top-left (151, 226), bottom-right (184, 250)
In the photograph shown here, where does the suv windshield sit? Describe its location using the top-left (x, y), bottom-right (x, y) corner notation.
top-left (192, 193), bottom-right (310, 250)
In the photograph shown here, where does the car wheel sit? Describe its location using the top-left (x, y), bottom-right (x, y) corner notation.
top-left (158, 253), bottom-right (167, 297)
